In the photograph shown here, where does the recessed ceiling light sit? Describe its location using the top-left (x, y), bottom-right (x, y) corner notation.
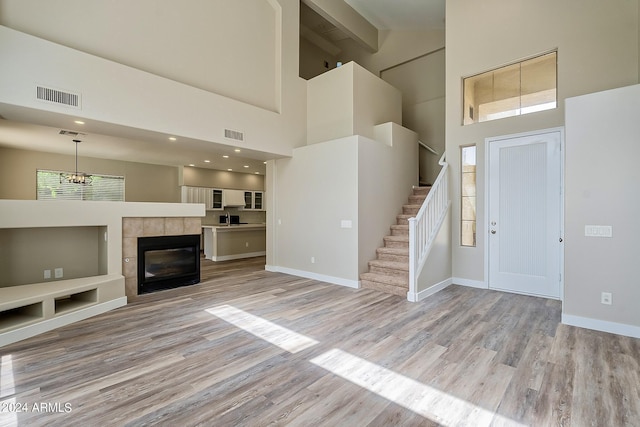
top-left (188, 164), bottom-right (195, 167)
top-left (168, 137), bottom-right (177, 141)
top-left (204, 160), bottom-right (211, 163)
top-left (263, 161), bottom-right (267, 164)
top-left (234, 149), bottom-right (241, 153)
top-left (223, 155), bottom-right (229, 159)
top-left (243, 165), bottom-right (249, 168)
top-left (74, 120), bottom-right (84, 125)
top-left (227, 168), bottom-right (233, 171)
top-left (254, 172), bottom-right (260, 174)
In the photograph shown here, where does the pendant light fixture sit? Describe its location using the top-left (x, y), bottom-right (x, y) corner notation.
top-left (61, 139), bottom-right (92, 185)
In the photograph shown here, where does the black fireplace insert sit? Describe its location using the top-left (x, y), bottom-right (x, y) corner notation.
top-left (137, 234), bottom-right (200, 294)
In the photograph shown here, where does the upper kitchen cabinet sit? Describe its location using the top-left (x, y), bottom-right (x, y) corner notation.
top-left (181, 186), bottom-right (223, 211)
top-left (243, 191), bottom-right (264, 211)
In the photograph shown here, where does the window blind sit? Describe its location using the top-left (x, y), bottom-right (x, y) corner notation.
top-left (37, 170), bottom-right (125, 201)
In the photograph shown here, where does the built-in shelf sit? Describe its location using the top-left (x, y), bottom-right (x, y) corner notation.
top-left (54, 289), bottom-right (98, 315)
top-left (0, 302), bottom-right (44, 332)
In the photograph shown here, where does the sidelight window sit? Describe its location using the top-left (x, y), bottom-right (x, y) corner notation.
top-left (461, 145), bottom-right (476, 247)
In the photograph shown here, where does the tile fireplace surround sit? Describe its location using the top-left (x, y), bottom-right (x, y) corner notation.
top-left (122, 217), bottom-right (202, 300)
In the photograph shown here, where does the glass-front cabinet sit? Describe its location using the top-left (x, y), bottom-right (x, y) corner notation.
top-left (254, 191), bottom-right (263, 210)
top-left (181, 186), bottom-right (262, 211)
top-left (241, 191), bottom-right (265, 211)
top-left (211, 189), bottom-right (223, 210)
top-left (244, 191), bottom-right (253, 209)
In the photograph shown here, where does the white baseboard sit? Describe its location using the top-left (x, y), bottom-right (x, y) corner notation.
top-left (0, 297), bottom-right (127, 348)
top-left (209, 251), bottom-right (266, 261)
top-left (264, 265), bottom-right (359, 289)
top-left (452, 277), bottom-right (487, 289)
top-left (562, 313), bottom-right (640, 339)
top-left (408, 278), bottom-right (453, 302)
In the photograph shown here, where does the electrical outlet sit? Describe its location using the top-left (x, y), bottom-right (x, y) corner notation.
top-left (44, 269), bottom-right (51, 279)
top-left (311, 257), bottom-right (315, 264)
top-left (54, 267), bottom-right (63, 279)
top-left (245, 242), bottom-right (249, 247)
top-left (601, 292), bottom-right (612, 305)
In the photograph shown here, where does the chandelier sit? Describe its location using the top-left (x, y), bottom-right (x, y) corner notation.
top-left (61, 139), bottom-right (92, 185)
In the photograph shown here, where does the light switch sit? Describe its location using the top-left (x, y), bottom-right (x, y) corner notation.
top-left (340, 220), bottom-right (352, 229)
top-left (585, 225), bottom-right (613, 237)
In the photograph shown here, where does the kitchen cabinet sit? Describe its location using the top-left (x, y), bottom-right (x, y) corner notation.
top-left (181, 186), bottom-right (223, 211)
top-left (211, 189), bottom-right (223, 210)
top-left (202, 225), bottom-right (266, 261)
top-left (242, 191), bottom-right (265, 211)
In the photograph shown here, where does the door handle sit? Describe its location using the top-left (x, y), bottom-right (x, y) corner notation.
top-left (491, 230), bottom-right (497, 234)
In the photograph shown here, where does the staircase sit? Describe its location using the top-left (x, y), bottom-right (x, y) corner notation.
top-left (360, 186), bottom-right (431, 297)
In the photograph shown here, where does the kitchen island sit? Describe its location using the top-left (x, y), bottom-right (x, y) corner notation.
top-left (202, 224), bottom-right (266, 261)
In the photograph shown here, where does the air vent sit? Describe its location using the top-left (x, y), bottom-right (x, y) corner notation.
top-left (59, 130), bottom-right (83, 136)
top-left (224, 129), bottom-right (244, 141)
top-left (36, 86), bottom-right (81, 108)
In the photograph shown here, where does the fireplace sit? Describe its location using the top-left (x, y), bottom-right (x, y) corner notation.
top-left (137, 234), bottom-right (200, 294)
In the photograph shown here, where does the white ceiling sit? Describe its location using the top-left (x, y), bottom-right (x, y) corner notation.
top-left (0, 1), bottom-right (446, 174)
top-left (0, 105), bottom-right (271, 175)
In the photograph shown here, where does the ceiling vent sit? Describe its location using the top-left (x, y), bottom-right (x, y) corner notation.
top-left (224, 129), bottom-right (244, 142)
top-left (59, 130), bottom-right (84, 136)
top-left (36, 86), bottom-right (81, 108)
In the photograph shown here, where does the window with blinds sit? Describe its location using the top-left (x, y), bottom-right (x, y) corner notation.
top-left (37, 170), bottom-right (125, 201)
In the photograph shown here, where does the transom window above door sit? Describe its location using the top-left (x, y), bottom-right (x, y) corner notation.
top-left (463, 51), bottom-right (557, 125)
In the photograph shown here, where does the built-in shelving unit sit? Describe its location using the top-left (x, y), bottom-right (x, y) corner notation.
top-left (54, 289), bottom-right (98, 315)
top-left (0, 302), bottom-right (44, 332)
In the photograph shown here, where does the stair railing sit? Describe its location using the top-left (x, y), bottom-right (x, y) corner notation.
top-left (408, 153), bottom-right (449, 301)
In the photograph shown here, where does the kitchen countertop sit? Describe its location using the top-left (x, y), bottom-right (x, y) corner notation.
top-left (202, 224), bottom-right (266, 232)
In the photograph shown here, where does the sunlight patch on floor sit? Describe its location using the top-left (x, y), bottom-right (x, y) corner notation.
top-left (206, 305), bottom-right (318, 354)
top-left (310, 348), bottom-right (525, 427)
top-left (1, 355), bottom-right (17, 427)
top-left (1, 355), bottom-right (15, 398)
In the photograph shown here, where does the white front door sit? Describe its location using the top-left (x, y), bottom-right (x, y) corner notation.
top-left (487, 130), bottom-right (562, 298)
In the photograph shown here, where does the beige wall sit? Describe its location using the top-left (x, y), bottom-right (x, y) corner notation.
top-left (271, 137), bottom-right (360, 281)
top-left (336, 30), bottom-right (446, 185)
top-left (303, 0), bottom-right (378, 52)
top-left (0, 147), bottom-right (180, 202)
top-left (0, 227), bottom-right (101, 287)
top-left (417, 209), bottom-right (452, 293)
top-left (181, 166), bottom-right (265, 191)
top-left (0, 0), bottom-right (278, 111)
top-left (446, 0), bottom-right (639, 283)
top-left (299, 37), bottom-right (339, 80)
top-left (381, 48), bottom-right (446, 184)
top-left (358, 123), bottom-right (419, 274)
top-left (270, 126), bottom-right (418, 283)
top-left (565, 84), bottom-right (640, 332)
top-left (0, 0), bottom-right (306, 159)
top-left (306, 62), bottom-right (401, 145)
top-left (337, 30), bottom-right (445, 76)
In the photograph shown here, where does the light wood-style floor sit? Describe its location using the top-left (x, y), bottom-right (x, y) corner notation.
top-left (1, 256), bottom-right (639, 426)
